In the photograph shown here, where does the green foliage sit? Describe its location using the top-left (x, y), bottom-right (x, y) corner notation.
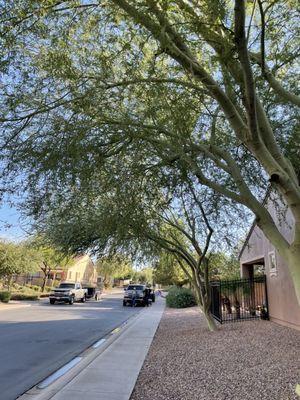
top-left (97, 254), bottom-right (134, 288)
top-left (25, 235), bottom-right (72, 271)
top-left (1, 0), bottom-right (300, 315)
top-left (24, 235), bottom-right (73, 291)
top-left (10, 293), bottom-right (39, 301)
top-left (132, 267), bottom-right (153, 284)
top-left (210, 253), bottom-right (240, 280)
top-left (0, 291), bottom-right (11, 303)
top-left (0, 240), bottom-right (39, 282)
top-left (28, 285), bottom-right (41, 292)
top-left (154, 252), bottom-right (189, 287)
top-left (166, 287), bottom-right (196, 309)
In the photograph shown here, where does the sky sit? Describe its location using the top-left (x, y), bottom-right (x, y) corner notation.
top-left (0, 202), bottom-right (28, 241)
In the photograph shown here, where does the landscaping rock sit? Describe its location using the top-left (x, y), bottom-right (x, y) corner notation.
top-left (131, 307), bottom-right (300, 400)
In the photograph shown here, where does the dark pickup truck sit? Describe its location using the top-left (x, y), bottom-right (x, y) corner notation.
top-left (123, 284), bottom-right (155, 306)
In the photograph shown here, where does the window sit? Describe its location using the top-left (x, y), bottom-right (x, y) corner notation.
top-left (268, 251), bottom-right (278, 276)
top-left (126, 285), bottom-right (144, 291)
top-left (59, 283), bottom-right (75, 289)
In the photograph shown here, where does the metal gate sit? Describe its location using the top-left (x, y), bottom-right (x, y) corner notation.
top-left (210, 275), bottom-right (269, 323)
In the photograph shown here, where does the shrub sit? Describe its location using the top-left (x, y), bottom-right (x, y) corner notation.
top-left (166, 287), bottom-right (196, 308)
top-left (10, 293), bottom-right (39, 301)
top-left (0, 291), bottom-right (11, 303)
top-left (12, 283), bottom-right (22, 290)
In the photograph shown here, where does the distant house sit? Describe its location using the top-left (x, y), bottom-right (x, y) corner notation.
top-left (65, 254), bottom-right (98, 287)
top-left (14, 254), bottom-right (98, 288)
top-left (239, 193), bottom-right (300, 330)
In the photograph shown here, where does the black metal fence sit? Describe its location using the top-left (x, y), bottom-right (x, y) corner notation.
top-left (210, 275), bottom-right (269, 324)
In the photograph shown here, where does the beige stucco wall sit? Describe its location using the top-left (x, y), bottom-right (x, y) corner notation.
top-left (240, 194), bottom-right (300, 330)
top-left (66, 255), bottom-right (97, 286)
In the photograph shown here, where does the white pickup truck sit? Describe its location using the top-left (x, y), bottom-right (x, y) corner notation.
top-left (49, 282), bottom-right (87, 305)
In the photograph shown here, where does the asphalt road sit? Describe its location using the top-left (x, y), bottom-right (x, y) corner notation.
top-left (0, 292), bottom-right (140, 400)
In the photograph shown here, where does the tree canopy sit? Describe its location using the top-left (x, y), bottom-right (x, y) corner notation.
top-left (0, 240), bottom-right (39, 284)
top-left (1, 0), bottom-right (300, 302)
top-left (97, 254), bottom-right (134, 288)
top-left (153, 251), bottom-right (189, 287)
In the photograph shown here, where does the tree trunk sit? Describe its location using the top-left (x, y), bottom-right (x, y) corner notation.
top-left (192, 282), bottom-right (218, 331)
top-left (41, 265), bottom-right (49, 293)
top-left (202, 309), bottom-right (218, 332)
top-left (7, 275), bottom-right (13, 291)
top-left (41, 274), bottom-right (47, 293)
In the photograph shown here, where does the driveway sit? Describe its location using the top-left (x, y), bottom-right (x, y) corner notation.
top-left (0, 292), bottom-right (140, 400)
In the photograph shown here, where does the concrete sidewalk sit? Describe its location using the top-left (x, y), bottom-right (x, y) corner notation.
top-left (30, 297), bottom-right (165, 400)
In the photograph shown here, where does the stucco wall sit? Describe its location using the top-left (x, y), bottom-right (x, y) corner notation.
top-left (66, 255), bottom-right (97, 286)
top-left (240, 194), bottom-right (300, 330)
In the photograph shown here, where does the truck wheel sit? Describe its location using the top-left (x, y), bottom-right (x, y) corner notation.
top-left (69, 297), bottom-right (74, 305)
top-left (50, 299), bottom-right (55, 305)
top-left (81, 295), bottom-right (86, 303)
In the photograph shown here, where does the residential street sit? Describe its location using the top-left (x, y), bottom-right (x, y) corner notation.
top-left (0, 292), bottom-right (139, 400)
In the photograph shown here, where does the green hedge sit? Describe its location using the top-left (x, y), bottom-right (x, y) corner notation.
top-left (0, 291), bottom-right (11, 303)
top-left (10, 293), bottom-right (39, 301)
top-left (166, 287), bottom-right (196, 308)
top-left (25, 284), bottom-right (42, 291)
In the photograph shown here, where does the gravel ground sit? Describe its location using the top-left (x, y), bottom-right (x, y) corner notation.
top-left (131, 306), bottom-right (300, 400)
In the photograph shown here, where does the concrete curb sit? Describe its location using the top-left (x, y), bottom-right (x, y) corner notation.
top-left (18, 298), bottom-right (165, 400)
top-left (17, 309), bottom-right (142, 400)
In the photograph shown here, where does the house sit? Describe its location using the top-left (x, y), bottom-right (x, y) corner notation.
top-left (14, 254), bottom-right (98, 288)
top-left (239, 192), bottom-right (300, 330)
top-left (65, 254), bottom-right (98, 287)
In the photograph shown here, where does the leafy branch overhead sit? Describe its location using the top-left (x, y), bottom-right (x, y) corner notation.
top-left (1, 1), bottom-right (300, 304)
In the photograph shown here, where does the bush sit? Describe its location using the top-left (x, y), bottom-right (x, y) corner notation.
top-left (10, 293), bottom-right (39, 301)
top-left (0, 291), bottom-right (11, 303)
top-left (12, 283), bottom-right (22, 290)
top-left (166, 287), bottom-right (196, 308)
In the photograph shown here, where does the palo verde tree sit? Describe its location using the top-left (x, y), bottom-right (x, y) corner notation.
top-left (34, 157), bottom-right (248, 331)
top-left (1, 1), bottom-right (300, 302)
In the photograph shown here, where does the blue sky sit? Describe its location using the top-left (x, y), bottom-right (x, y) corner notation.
top-left (0, 202), bottom-right (27, 241)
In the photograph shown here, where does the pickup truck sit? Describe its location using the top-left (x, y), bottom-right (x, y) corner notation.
top-left (123, 284), bottom-right (146, 306)
top-left (49, 282), bottom-right (87, 305)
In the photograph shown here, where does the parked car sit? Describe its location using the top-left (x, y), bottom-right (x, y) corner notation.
top-left (49, 282), bottom-right (87, 305)
top-left (83, 286), bottom-right (102, 301)
top-left (123, 284), bottom-right (146, 306)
